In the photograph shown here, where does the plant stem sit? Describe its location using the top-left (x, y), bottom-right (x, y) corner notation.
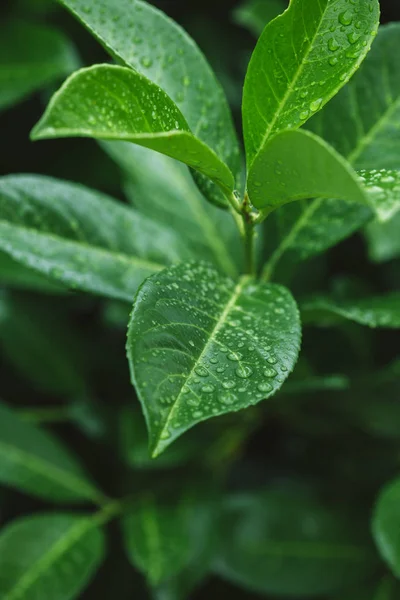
top-left (243, 217), bottom-right (256, 276)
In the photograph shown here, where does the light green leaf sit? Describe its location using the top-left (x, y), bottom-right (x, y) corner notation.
top-left (0, 174), bottom-right (186, 302)
top-left (127, 261), bottom-right (301, 457)
top-left (56, 0), bottom-right (241, 206)
top-left (358, 169), bottom-right (400, 222)
top-left (233, 0), bottom-right (287, 37)
top-left (0, 402), bottom-right (104, 503)
top-left (373, 477), bottom-right (400, 578)
top-left (242, 0), bottom-right (380, 166)
top-left (366, 212), bottom-right (400, 263)
top-left (262, 23), bottom-right (400, 278)
top-left (0, 252), bottom-right (66, 293)
top-left (301, 292), bottom-right (400, 328)
top-left (0, 291), bottom-right (86, 394)
top-left (214, 487), bottom-right (377, 596)
top-left (122, 488), bottom-right (215, 589)
top-left (101, 142), bottom-right (241, 278)
top-left (32, 65), bottom-right (235, 203)
top-left (0, 20), bottom-right (78, 112)
top-left (0, 513), bottom-right (105, 600)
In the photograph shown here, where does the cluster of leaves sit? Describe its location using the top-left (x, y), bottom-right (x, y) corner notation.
top-left (0, 0), bottom-right (400, 598)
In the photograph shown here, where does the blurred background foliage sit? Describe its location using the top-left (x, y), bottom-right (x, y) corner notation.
top-left (0, 0), bottom-right (399, 599)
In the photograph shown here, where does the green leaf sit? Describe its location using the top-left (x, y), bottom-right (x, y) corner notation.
top-left (242, 0), bottom-right (380, 166)
top-left (101, 142), bottom-right (241, 278)
top-left (0, 402), bottom-right (104, 503)
top-left (301, 292), bottom-right (400, 328)
top-left (334, 577), bottom-right (400, 600)
top-left (0, 252), bottom-right (66, 293)
top-left (122, 487), bottom-right (215, 590)
top-left (32, 65), bottom-right (235, 203)
top-left (214, 487), bottom-right (377, 596)
top-left (0, 20), bottom-right (78, 112)
top-left (0, 512), bottom-right (105, 600)
top-left (373, 477), bottom-right (400, 578)
top-left (56, 0), bottom-right (241, 206)
top-left (0, 174), bottom-right (186, 302)
top-left (358, 170), bottom-right (400, 222)
top-left (233, 0), bottom-right (286, 37)
top-left (127, 261), bottom-right (301, 457)
top-left (366, 212), bottom-right (400, 263)
top-left (262, 23), bottom-right (400, 277)
top-left (0, 291), bottom-right (86, 394)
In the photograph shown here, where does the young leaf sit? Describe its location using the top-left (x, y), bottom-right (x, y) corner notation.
top-left (214, 487), bottom-right (377, 596)
top-left (262, 23), bottom-right (400, 278)
top-left (233, 0), bottom-right (286, 37)
top-left (101, 142), bottom-right (241, 278)
top-left (242, 0), bottom-right (380, 166)
top-left (0, 291), bottom-right (86, 394)
top-left (0, 174), bottom-right (187, 301)
top-left (0, 20), bottom-right (78, 112)
top-left (122, 488), bottom-right (215, 588)
top-left (56, 0), bottom-right (241, 205)
top-left (0, 402), bottom-right (104, 503)
top-left (301, 292), bottom-right (400, 329)
top-left (373, 477), bottom-right (400, 578)
top-left (32, 65), bottom-right (235, 202)
top-left (0, 513), bottom-right (105, 600)
top-left (127, 261), bottom-right (301, 457)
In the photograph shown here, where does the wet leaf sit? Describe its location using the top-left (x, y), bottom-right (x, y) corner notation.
top-left (0, 20), bottom-right (78, 112)
top-left (0, 402), bottom-right (103, 503)
top-left (366, 212), bottom-right (400, 263)
top-left (0, 174), bottom-right (186, 301)
top-left (242, 0), bottom-right (379, 166)
top-left (127, 261), bottom-right (301, 456)
top-left (32, 65), bottom-right (235, 203)
top-left (0, 513), bottom-right (105, 600)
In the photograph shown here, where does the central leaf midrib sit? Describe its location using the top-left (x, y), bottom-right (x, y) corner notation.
top-left (155, 275), bottom-right (251, 451)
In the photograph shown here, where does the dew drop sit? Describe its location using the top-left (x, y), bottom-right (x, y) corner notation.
top-left (235, 365), bottom-right (253, 379)
top-left (328, 37), bottom-right (340, 52)
top-left (195, 366), bottom-right (208, 377)
top-left (339, 10), bottom-right (353, 26)
top-left (227, 352), bottom-right (239, 361)
top-left (263, 367), bottom-right (277, 378)
top-left (257, 382), bottom-right (273, 393)
top-left (201, 384), bottom-right (215, 393)
top-left (310, 98), bottom-right (323, 112)
top-left (140, 57), bottom-right (153, 68)
top-left (329, 56), bottom-right (339, 66)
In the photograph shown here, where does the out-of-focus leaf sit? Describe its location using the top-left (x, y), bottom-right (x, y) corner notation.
top-left (127, 261), bottom-right (301, 457)
top-left (0, 20), bottom-right (78, 112)
top-left (214, 486), bottom-right (377, 596)
top-left (0, 291), bottom-right (86, 394)
top-left (301, 293), bottom-right (400, 328)
top-left (0, 402), bottom-right (104, 503)
top-left (233, 0), bottom-right (286, 37)
top-left (0, 175), bottom-right (186, 302)
top-left (56, 0), bottom-right (241, 207)
top-left (366, 212), bottom-right (400, 263)
top-left (0, 512), bottom-right (105, 600)
top-left (373, 477), bottom-right (400, 578)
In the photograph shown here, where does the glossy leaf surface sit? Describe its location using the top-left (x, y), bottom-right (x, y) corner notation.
top-left (242, 0), bottom-right (380, 165)
top-left (0, 291), bottom-right (86, 394)
top-left (122, 488), bottom-right (215, 587)
top-left (0, 174), bottom-right (185, 301)
top-left (233, 0), bottom-right (286, 37)
top-left (127, 261), bottom-right (301, 456)
top-left (0, 402), bottom-right (103, 503)
top-left (57, 0), bottom-right (241, 204)
top-left (301, 293), bottom-right (400, 328)
top-left (0, 252), bottom-right (65, 293)
top-left (373, 477), bottom-right (400, 578)
top-left (0, 20), bottom-right (78, 112)
top-left (32, 65), bottom-right (235, 201)
top-left (102, 142), bottom-right (241, 277)
top-left (214, 488), bottom-right (376, 596)
top-left (0, 513), bottom-right (105, 600)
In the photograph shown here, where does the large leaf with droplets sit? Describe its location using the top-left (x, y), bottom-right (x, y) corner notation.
top-left (262, 24), bottom-right (400, 279)
top-left (0, 513), bottom-right (105, 600)
top-left (0, 402), bottom-right (104, 503)
top-left (101, 142), bottom-right (242, 278)
top-left (301, 292), bottom-right (400, 329)
top-left (248, 129), bottom-right (400, 219)
top-left (122, 486), bottom-right (216, 591)
top-left (0, 252), bottom-right (65, 293)
top-left (0, 174), bottom-right (186, 301)
top-left (233, 0), bottom-right (286, 37)
top-left (214, 487), bottom-right (377, 596)
top-left (127, 261), bottom-right (301, 457)
top-left (32, 65), bottom-right (235, 203)
top-left (242, 0), bottom-right (380, 166)
top-left (0, 291), bottom-right (86, 394)
top-left (0, 20), bottom-right (78, 112)
top-left (56, 0), bottom-right (242, 206)
top-left (373, 477), bottom-right (400, 578)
